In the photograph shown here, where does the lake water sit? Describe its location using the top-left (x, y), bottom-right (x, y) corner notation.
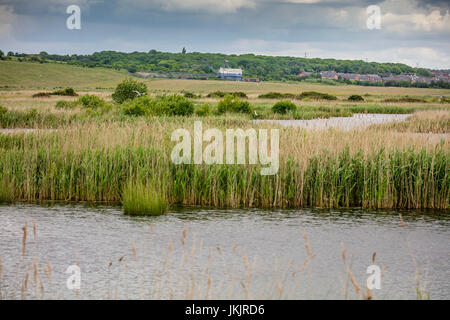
top-left (0, 203), bottom-right (449, 300)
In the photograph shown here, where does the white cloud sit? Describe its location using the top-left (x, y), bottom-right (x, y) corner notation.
top-left (117, 0), bottom-right (257, 14)
top-left (382, 9), bottom-right (450, 33)
top-left (380, 0), bottom-right (450, 33)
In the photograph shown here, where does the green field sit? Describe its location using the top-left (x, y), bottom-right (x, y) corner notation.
top-left (2, 60), bottom-right (450, 98)
top-left (0, 60), bottom-right (128, 89)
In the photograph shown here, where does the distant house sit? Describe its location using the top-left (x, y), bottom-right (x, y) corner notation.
top-left (243, 77), bottom-right (260, 82)
top-left (219, 67), bottom-right (243, 81)
top-left (298, 71), bottom-right (313, 78)
top-left (339, 73), bottom-right (360, 81)
top-left (320, 71), bottom-right (338, 80)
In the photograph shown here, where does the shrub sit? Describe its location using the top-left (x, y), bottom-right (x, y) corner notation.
top-left (153, 95), bottom-right (194, 116)
top-left (52, 87), bottom-right (78, 96)
top-left (122, 181), bottom-right (167, 216)
top-left (439, 97), bottom-right (450, 103)
top-left (122, 96), bottom-right (152, 116)
top-left (32, 92), bottom-right (51, 98)
top-left (55, 100), bottom-right (78, 109)
top-left (121, 95), bottom-right (194, 117)
top-left (348, 95), bottom-right (364, 102)
top-left (182, 91), bottom-right (198, 99)
top-left (272, 100), bottom-right (297, 114)
top-left (78, 94), bottom-right (105, 109)
top-left (384, 97), bottom-right (426, 103)
top-left (230, 91), bottom-right (247, 98)
top-left (258, 92), bottom-right (296, 99)
top-left (207, 91), bottom-right (226, 98)
top-left (112, 78), bottom-right (147, 104)
top-left (297, 91), bottom-right (337, 100)
top-left (207, 91), bottom-right (248, 98)
top-left (217, 95), bottom-right (252, 114)
top-left (195, 103), bottom-right (211, 116)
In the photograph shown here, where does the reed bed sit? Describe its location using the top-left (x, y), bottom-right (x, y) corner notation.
top-left (122, 181), bottom-right (168, 216)
top-left (0, 119), bottom-right (448, 209)
top-left (377, 110), bottom-right (450, 134)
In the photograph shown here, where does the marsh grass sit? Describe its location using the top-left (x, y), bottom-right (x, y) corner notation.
top-left (122, 181), bottom-right (168, 216)
top-left (0, 177), bottom-right (15, 203)
top-left (376, 110), bottom-right (450, 134)
top-left (0, 90), bottom-right (448, 210)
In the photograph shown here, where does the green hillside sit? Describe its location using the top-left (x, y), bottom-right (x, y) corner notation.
top-left (7, 50), bottom-right (430, 81)
top-left (0, 60), bottom-right (127, 89)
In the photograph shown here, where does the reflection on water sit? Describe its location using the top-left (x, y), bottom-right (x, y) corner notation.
top-left (0, 203), bottom-right (449, 299)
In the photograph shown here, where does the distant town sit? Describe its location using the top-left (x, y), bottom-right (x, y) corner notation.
top-left (301, 70), bottom-right (450, 84)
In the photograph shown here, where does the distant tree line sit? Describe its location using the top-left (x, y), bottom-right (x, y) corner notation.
top-left (2, 49), bottom-right (448, 88)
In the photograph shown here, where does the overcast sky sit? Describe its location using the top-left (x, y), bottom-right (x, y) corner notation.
top-left (0, 0), bottom-right (449, 69)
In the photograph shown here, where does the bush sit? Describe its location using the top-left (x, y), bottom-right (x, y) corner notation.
top-left (207, 91), bottom-right (248, 98)
top-left (195, 103), bottom-right (211, 116)
top-left (182, 91), bottom-right (199, 99)
top-left (52, 87), bottom-right (78, 96)
top-left (55, 100), bottom-right (78, 109)
top-left (384, 97), bottom-right (426, 103)
top-left (298, 91), bottom-right (337, 100)
top-left (32, 88), bottom-right (78, 98)
top-left (259, 92), bottom-right (296, 99)
top-left (112, 78), bottom-right (147, 104)
top-left (230, 91), bottom-right (247, 98)
top-left (32, 92), bottom-right (51, 98)
top-left (272, 100), bottom-right (297, 114)
top-left (122, 96), bottom-right (152, 116)
top-left (217, 95), bottom-right (252, 114)
top-left (441, 97), bottom-right (450, 103)
top-left (121, 95), bottom-right (194, 117)
top-left (78, 94), bottom-right (105, 109)
top-left (153, 95), bottom-right (194, 116)
top-left (348, 94), bottom-right (364, 102)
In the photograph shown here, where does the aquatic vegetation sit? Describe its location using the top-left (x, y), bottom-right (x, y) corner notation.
top-left (376, 110), bottom-right (450, 134)
top-left (0, 135), bottom-right (447, 209)
top-left (122, 181), bottom-right (167, 216)
top-left (0, 177), bottom-right (15, 203)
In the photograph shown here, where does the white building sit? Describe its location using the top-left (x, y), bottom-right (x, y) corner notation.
top-left (218, 67), bottom-right (243, 81)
